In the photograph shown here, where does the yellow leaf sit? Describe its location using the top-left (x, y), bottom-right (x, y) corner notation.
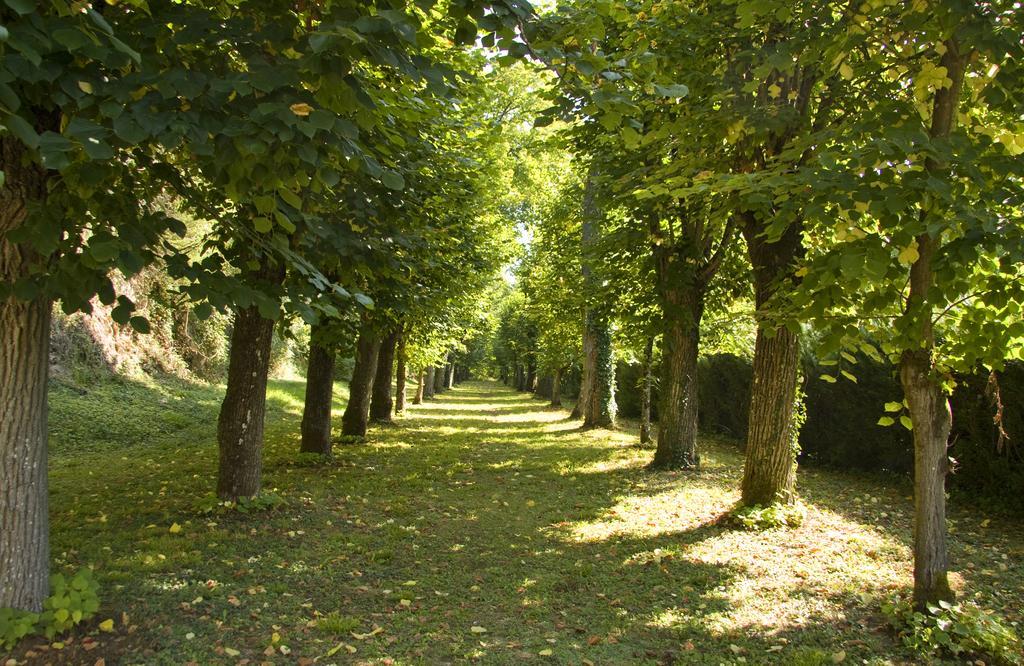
top-left (539, 649), bottom-right (553, 656)
top-left (290, 102), bottom-right (314, 117)
top-left (224, 647), bottom-right (240, 657)
top-left (98, 619), bottom-right (115, 632)
top-left (768, 84), bottom-right (782, 98)
top-left (271, 631), bottom-right (280, 644)
top-left (169, 522), bottom-right (182, 534)
top-left (839, 62), bottom-right (853, 80)
top-left (399, 598), bottom-right (412, 607)
top-left (78, 81), bottom-right (93, 94)
top-left (470, 626), bottom-right (487, 634)
top-left (898, 242), bottom-right (920, 265)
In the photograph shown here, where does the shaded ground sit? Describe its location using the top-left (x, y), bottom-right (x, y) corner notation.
top-left (6, 379), bottom-right (1022, 664)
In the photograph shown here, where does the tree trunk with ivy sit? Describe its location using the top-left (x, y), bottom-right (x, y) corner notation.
top-left (551, 367), bottom-right (563, 407)
top-left (300, 324), bottom-right (336, 456)
top-left (341, 327), bottom-right (381, 437)
top-left (424, 366), bottom-right (435, 399)
top-left (217, 259), bottom-right (285, 501)
top-left (900, 39), bottom-right (966, 611)
top-left (739, 213), bottom-right (803, 506)
top-left (433, 364), bottom-right (445, 393)
top-left (581, 311), bottom-right (615, 428)
top-left (651, 277), bottom-right (704, 469)
top-left (370, 331), bottom-right (397, 423)
top-left (0, 136), bottom-right (52, 612)
top-left (394, 333), bottom-right (407, 415)
top-left (639, 337), bottom-right (654, 445)
top-left (412, 369), bottom-right (425, 405)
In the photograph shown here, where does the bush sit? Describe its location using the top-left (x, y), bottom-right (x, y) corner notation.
top-left (882, 596), bottom-right (1022, 665)
top-left (697, 354), bottom-right (752, 439)
top-left (728, 502), bottom-right (806, 530)
top-left (0, 569), bottom-right (101, 649)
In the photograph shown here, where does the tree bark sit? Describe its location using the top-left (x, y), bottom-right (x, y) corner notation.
top-left (300, 324), bottom-right (336, 456)
top-left (216, 259), bottom-right (284, 501)
top-left (0, 136), bottom-right (52, 611)
top-left (582, 311), bottom-right (615, 428)
top-left (739, 212), bottom-right (803, 506)
top-left (433, 364), bottom-right (445, 393)
top-left (651, 284), bottom-right (704, 469)
top-left (578, 164), bottom-right (615, 428)
top-left (370, 330), bottom-right (397, 423)
top-left (900, 38), bottom-right (966, 611)
top-left (341, 327), bottom-right (381, 437)
top-left (394, 333), bottom-right (407, 415)
top-left (639, 337), bottom-right (654, 445)
top-left (526, 359), bottom-right (536, 393)
top-left (445, 355), bottom-right (455, 390)
top-left (413, 369), bottom-right (425, 404)
top-left (424, 366), bottom-right (435, 399)
top-left (551, 367), bottom-right (563, 407)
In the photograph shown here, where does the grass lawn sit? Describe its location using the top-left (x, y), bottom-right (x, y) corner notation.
top-left (5, 377), bottom-right (1022, 664)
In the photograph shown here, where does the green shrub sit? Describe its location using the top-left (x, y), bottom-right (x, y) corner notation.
top-left (882, 596), bottom-right (1022, 665)
top-left (0, 569), bottom-right (101, 649)
top-left (314, 611), bottom-right (361, 635)
top-left (728, 502), bottom-right (806, 530)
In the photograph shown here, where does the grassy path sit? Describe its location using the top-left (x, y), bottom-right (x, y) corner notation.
top-left (11, 379), bottom-right (1023, 664)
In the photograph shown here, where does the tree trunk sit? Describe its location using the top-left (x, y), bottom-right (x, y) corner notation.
top-left (578, 164), bottom-right (615, 428)
top-left (651, 285), bottom-right (703, 469)
top-left (413, 369), bottom-right (425, 404)
top-left (341, 327), bottom-right (381, 437)
top-left (551, 367), bottom-right (563, 407)
top-left (526, 360), bottom-right (536, 393)
top-left (433, 364), bottom-right (445, 393)
top-left (217, 259), bottom-right (284, 501)
top-left (639, 337), bottom-right (654, 445)
top-left (424, 366), bottom-right (435, 399)
top-left (394, 333), bottom-right (407, 415)
top-left (582, 311), bottom-right (615, 428)
top-left (370, 331), bottom-right (397, 423)
top-left (0, 137), bottom-right (52, 611)
top-left (300, 324), bottom-right (336, 456)
top-left (445, 356), bottom-right (455, 390)
top-left (900, 38), bottom-right (965, 611)
top-left (739, 213), bottom-right (803, 506)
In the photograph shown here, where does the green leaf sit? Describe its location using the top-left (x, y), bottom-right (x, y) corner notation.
top-left (381, 170), bottom-right (405, 191)
top-left (877, 416), bottom-right (895, 427)
top-left (819, 374), bottom-right (837, 383)
top-left (884, 401), bottom-right (903, 412)
top-left (4, 0), bottom-right (35, 16)
top-left (4, 113), bottom-right (40, 150)
top-left (899, 415), bottom-right (913, 431)
top-left (253, 216), bottom-right (273, 233)
top-left (653, 83), bottom-right (689, 98)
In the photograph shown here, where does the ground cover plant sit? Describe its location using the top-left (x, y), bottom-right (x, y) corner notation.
top-left (3, 379), bottom-right (1020, 664)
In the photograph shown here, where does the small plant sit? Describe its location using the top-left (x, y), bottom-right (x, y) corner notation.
top-left (728, 501), bottom-right (806, 530)
top-left (0, 568), bottom-right (101, 649)
top-left (195, 491), bottom-right (286, 515)
top-left (293, 452), bottom-right (335, 467)
top-left (882, 596), bottom-right (1023, 665)
top-left (335, 434), bottom-right (366, 445)
top-left (314, 611), bottom-right (361, 635)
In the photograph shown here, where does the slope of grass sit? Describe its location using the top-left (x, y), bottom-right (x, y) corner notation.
top-left (6, 378), bottom-right (1022, 664)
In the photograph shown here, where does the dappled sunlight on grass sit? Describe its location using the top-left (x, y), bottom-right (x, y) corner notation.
top-left (37, 378), bottom-right (1024, 665)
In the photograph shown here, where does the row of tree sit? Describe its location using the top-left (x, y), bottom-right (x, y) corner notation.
top-left (493, 0), bottom-right (1024, 613)
top-left (0, 0), bottom-right (531, 613)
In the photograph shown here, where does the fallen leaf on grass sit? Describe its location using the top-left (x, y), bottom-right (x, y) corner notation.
top-left (98, 619), bottom-right (115, 633)
top-left (351, 625), bottom-right (383, 640)
top-left (470, 626), bottom-right (487, 634)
